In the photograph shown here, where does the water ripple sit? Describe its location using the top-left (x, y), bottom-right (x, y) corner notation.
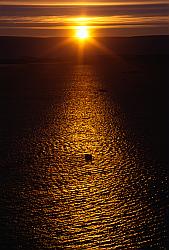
top-left (0, 64), bottom-right (168, 249)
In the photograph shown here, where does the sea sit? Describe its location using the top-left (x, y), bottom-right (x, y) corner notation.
top-left (0, 59), bottom-right (168, 249)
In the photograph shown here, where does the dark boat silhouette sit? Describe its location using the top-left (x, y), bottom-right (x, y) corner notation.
top-left (84, 154), bottom-right (93, 162)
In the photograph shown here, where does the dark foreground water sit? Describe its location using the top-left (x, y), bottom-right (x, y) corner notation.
top-left (0, 58), bottom-right (168, 249)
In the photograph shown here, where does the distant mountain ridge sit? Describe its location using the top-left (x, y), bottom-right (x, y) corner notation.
top-left (0, 36), bottom-right (168, 62)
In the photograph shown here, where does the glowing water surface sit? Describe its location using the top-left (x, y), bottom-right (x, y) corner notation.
top-left (0, 64), bottom-right (168, 249)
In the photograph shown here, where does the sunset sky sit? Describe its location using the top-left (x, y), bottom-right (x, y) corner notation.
top-left (0, 0), bottom-right (168, 37)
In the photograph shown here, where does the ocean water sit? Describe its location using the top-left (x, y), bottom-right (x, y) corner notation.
top-left (0, 61), bottom-right (168, 249)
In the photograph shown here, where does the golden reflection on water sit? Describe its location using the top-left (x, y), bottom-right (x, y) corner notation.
top-left (35, 65), bottom-right (162, 249)
top-left (1, 64), bottom-right (167, 250)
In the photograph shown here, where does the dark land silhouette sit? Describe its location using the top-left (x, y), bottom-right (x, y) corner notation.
top-left (0, 35), bottom-right (168, 63)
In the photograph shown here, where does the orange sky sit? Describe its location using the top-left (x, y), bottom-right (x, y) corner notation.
top-left (1, 0), bottom-right (169, 5)
top-left (0, 0), bottom-right (168, 37)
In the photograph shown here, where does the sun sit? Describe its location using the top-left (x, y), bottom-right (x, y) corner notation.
top-left (76, 26), bottom-right (89, 40)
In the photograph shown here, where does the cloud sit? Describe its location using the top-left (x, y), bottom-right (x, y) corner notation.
top-left (0, 2), bottom-right (168, 36)
top-left (0, 3), bottom-right (168, 16)
top-left (0, 15), bottom-right (168, 27)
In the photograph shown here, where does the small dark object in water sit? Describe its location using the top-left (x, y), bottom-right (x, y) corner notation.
top-left (85, 154), bottom-right (92, 162)
top-left (99, 88), bottom-right (107, 93)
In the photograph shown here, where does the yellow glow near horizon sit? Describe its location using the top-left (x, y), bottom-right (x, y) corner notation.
top-left (76, 26), bottom-right (89, 40)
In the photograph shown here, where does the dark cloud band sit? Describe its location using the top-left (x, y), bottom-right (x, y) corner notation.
top-left (0, 3), bottom-right (168, 16)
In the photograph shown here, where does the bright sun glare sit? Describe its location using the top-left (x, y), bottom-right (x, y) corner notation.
top-left (76, 26), bottom-right (89, 39)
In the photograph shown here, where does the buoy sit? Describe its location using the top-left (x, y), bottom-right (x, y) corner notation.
top-left (84, 154), bottom-right (92, 162)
